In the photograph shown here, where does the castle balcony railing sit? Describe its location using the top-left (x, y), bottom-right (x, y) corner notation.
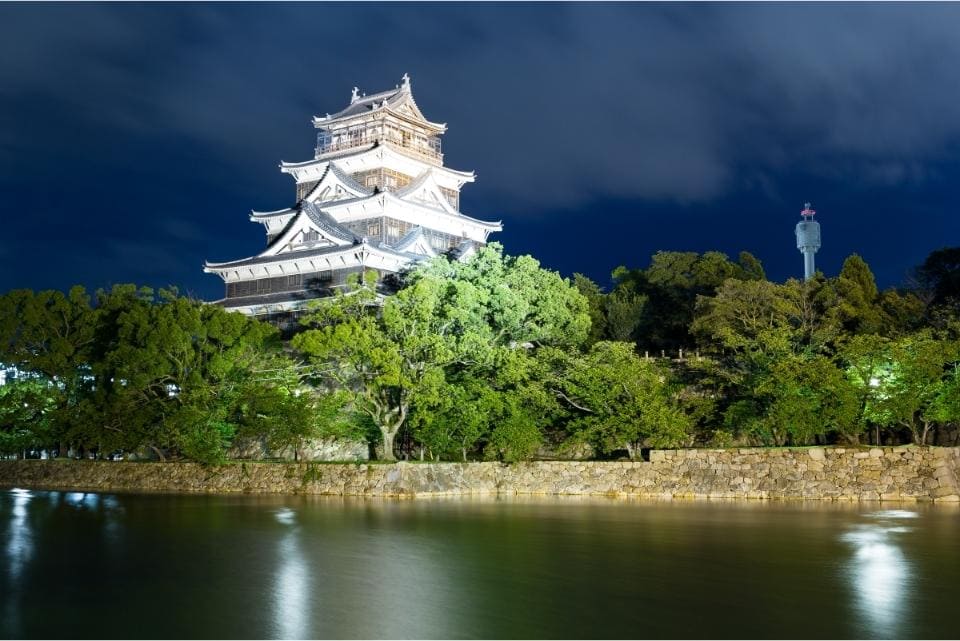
top-left (315, 135), bottom-right (443, 164)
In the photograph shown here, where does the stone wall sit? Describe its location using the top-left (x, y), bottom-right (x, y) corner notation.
top-left (227, 436), bottom-right (369, 462)
top-left (1, 446), bottom-right (958, 502)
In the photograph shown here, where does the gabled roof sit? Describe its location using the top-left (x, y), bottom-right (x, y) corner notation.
top-left (312, 74), bottom-right (446, 132)
top-left (300, 201), bottom-right (359, 245)
top-left (208, 199), bottom-right (368, 271)
top-left (381, 191), bottom-right (503, 230)
top-left (391, 226), bottom-right (437, 257)
top-left (393, 169), bottom-right (459, 216)
top-left (448, 239), bottom-right (478, 262)
top-left (302, 163), bottom-right (374, 204)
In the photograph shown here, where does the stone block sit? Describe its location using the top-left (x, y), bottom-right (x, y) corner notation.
top-left (807, 448), bottom-right (825, 461)
top-left (869, 448), bottom-right (884, 458)
top-left (932, 465), bottom-right (956, 480)
top-left (932, 485), bottom-right (959, 498)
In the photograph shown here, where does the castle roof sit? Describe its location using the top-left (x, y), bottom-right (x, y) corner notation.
top-left (279, 144), bottom-right (475, 184)
top-left (313, 74), bottom-right (446, 132)
top-left (204, 239), bottom-right (419, 272)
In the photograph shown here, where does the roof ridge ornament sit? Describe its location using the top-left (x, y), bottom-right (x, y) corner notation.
top-left (350, 87), bottom-right (360, 104)
top-left (401, 72), bottom-right (411, 90)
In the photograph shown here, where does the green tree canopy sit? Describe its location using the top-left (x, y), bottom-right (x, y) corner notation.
top-left (552, 341), bottom-right (690, 458)
top-left (294, 244), bottom-right (590, 461)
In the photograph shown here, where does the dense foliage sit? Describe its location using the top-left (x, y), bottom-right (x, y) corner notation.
top-left (2, 243), bottom-right (959, 462)
top-left (0, 286), bottom-right (342, 463)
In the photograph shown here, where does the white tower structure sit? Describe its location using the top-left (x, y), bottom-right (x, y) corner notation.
top-left (204, 74), bottom-right (502, 317)
top-left (795, 202), bottom-right (820, 281)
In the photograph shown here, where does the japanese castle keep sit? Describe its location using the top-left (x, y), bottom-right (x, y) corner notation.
top-left (204, 74), bottom-right (502, 316)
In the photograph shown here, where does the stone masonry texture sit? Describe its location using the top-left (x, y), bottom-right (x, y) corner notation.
top-left (1, 446), bottom-right (958, 502)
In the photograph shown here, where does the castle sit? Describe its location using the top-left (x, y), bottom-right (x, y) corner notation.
top-left (204, 74), bottom-right (502, 317)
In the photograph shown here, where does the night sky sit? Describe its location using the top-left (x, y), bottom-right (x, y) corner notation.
top-left (2, 3), bottom-right (959, 300)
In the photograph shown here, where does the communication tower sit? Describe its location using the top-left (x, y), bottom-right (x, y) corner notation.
top-left (795, 202), bottom-right (821, 281)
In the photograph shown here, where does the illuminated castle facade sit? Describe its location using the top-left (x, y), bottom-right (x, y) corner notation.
top-left (204, 74), bottom-right (502, 315)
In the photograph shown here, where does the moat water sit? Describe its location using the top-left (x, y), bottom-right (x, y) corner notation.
top-left (1, 489), bottom-right (958, 639)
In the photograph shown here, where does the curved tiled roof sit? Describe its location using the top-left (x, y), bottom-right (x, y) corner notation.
top-left (391, 225), bottom-right (429, 254)
top-left (300, 200), bottom-right (360, 245)
top-left (322, 88), bottom-right (400, 121)
top-left (250, 206), bottom-right (297, 220)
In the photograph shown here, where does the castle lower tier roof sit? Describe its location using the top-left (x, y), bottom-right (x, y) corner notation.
top-left (279, 144), bottom-right (475, 181)
top-left (250, 206), bottom-right (297, 220)
top-left (217, 289), bottom-right (332, 310)
top-left (204, 241), bottom-right (418, 272)
top-left (300, 201), bottom-right (360, 244)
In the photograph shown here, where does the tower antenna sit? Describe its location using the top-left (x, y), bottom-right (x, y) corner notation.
top-left (795, 201), bottom-right (821, 281)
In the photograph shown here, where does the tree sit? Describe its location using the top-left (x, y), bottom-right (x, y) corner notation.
top-left (748, 355), bottom-right (860, 446)
top-left (869, 332), bottom-right (960, 445)
top-left (295, 245), bottom-right (590, 461)
top-left (914, 246), bottom-right (960, 309)
top-left (692, 277), bottom-right (841, 359)
top-left (573, 274), bottom-right (608, 346)
top-left (68, 285), bottom-right (282, 463)
top-left (293, 271), bottom-right (452, 461)
top-left (628, 250), bottom-right (766, 351)
top-left (604, 287), bottom-right (647, 342)
top-left (0, 379), bottom-right (58, 456)
top-left (0, 286), bottom-right (97, 456)
top-left (841, 334), bottom-right (894, 444)
top-left (692, 277), bottom-right (852, 445)
top-left (834, 254), bottom-right (884, 335)
top-left (553, 342), bottom-right (690, 458)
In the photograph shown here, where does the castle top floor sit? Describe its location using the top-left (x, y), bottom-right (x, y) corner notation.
top-left (312, 74), bottom-right (446, 165)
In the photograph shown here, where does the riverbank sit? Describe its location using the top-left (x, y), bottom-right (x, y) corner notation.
top-left (2, 445), bottom-right (958, 501)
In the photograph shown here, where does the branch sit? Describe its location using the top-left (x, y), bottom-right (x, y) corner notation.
top-left (554, 389), bottom-right (595, 413)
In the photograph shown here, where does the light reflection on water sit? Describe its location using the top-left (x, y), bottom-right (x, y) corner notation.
top-left (4, 488), bottom-right (33, 635)
top-left (273, 508), bottom-right (310, 639)
top-left (6, 488), bottom-right (33, 581)
top-left (841, 509), bottom-right (918, 640)
top-left (1, 490), bottom-right (958, 639)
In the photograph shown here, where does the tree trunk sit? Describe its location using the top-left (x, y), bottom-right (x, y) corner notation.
top-left (461, 447), bottom-right (467, 462)
top-left (921, 422), bottom-right (932, 447)
top-left (380, 428), bottom-right (397, 461)
top-left (148, 445), bottom-right (166, 462)
top-left (625, 443), bottom-right (636, 460)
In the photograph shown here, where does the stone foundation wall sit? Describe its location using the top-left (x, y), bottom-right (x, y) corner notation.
top-left (227, 437), bottom-right (369, 462)
top-left (1, 446), bottom-right (958, 502)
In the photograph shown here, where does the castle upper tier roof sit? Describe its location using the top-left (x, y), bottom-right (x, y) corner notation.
top-left (312, 74), bottom-right (446, 132)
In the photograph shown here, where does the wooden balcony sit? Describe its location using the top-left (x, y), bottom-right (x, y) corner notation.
top-left (315, 135), bottom-right (443, 164)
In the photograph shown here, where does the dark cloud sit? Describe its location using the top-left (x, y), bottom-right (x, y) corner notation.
top-left (1, 3), bottom-right (959, 297)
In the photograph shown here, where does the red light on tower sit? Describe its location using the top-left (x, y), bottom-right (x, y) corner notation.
top-left (801, 202), bottom-right (816, 219)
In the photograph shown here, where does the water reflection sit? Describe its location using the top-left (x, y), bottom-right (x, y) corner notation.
top-left (273, 508), bottom-right (310, 639)
top-left (4, 488), bottom-right (34, 636)
top-left (6, 488), bottom-right (33, 581)
top-left (2, 492), bottom-right (958, 639)
top-left (841, 509), bottom-right (917, 639)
